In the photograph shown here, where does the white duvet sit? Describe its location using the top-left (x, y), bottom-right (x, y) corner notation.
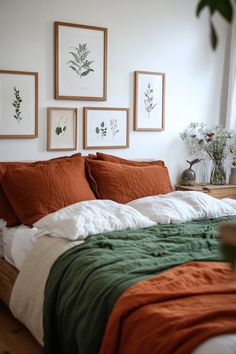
top-left (128, 191), bottom-right (236, 224)
top-left (33, 199), bottom-right (155, 240)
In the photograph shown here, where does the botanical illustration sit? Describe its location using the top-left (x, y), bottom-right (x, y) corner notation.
top-left (55, 117), bottom-right (67, 136)
top-left (144, 83), bottom-right (156, 118)
top-left (68, 43), bottom-right (94, 78)
top-left (95, 121), bottom-right (107, 139)
top-left (12, 86), bottom-right (23, 123)
top-left (110, 118), bottom-right (119, 138)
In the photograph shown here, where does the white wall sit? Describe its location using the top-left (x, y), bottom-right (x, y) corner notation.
top-left (0, 0), bottom-right (229, 183)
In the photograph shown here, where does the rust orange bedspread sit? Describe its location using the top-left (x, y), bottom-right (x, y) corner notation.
top-left (99, 262), bottom-right (236, 354)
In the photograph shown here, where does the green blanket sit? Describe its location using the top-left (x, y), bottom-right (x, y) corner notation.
top-left (43, 216), bottom-right (236, 354)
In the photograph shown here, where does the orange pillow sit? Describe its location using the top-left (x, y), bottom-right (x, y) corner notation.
top-left (95, 152), bottom-right (165, 167)
top-left (86, 159), bottom-right (172, 204)
top-left (0, 153), bottom-right (81, 227)
top-left (2, 157), bottom-right (94, 227)
top-left (0, 162), bottom-right (28, 227)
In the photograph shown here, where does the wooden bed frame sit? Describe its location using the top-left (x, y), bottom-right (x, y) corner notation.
top-left (0, 258), bottom-right (18, 306)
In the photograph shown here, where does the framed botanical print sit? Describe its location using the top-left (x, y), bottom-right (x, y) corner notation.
top-left (47, 107), bottom-right (77, 151)
top-left (54, 21), bottom-right (107, 101)
top-left (0, 70), bottom-right (38, 138)
top-left (83, 107), bottom-right (129, 149)
top-left (134, 71), bottom-right (165, 131)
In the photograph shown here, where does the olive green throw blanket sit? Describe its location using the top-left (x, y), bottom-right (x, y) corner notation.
top-left (43, 216), bottom-right (236, 354)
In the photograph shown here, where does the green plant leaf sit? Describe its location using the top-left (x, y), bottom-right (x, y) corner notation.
top-left (81, 51), bottom-right (90, 61)
top-left (55, 126), bottom-right (62, 135)
top-left (215, 0), bottom-right (233, 22)
top-left (101, 122), bottom-right (105, 128)
top-left (70, 66), bottom-right (78, 73)
top-left (69, 51), bottom-right (80, 63)
top-left (95, 127), bottom-right (100, 134)
top-left (68, 59), bottom-right (80, 67)
top-left (196, 0), bottom-right (209, 16)
top-left (210, 20), bottom-right (218, 50)
top-left (81, 68), bottom-right (94, 77)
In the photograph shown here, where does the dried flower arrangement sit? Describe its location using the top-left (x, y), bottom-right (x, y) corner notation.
top-left (180, 122), bottom-right (236, 184)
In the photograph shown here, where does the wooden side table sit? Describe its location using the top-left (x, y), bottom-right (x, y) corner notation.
top-left (175, 184), bottom-right (236, 199)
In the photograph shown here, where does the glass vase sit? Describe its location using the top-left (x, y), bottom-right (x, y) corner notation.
top-left (210, 159), bottom-right (226, 185)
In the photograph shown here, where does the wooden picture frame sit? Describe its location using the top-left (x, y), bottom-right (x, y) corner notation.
top-left (54, 21), bottom-right (107, 101)
top-left (0, 70), bottom-right (38, 139)
top-left (83, 107), bottom-right (129, 149)
top-left (47, 107), bottom-right (77, 151)
top-left (134, 71), bottom-right (165, 131)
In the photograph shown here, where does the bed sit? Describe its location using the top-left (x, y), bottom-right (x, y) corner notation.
top-left (1, 153), bottom-right (236, 354)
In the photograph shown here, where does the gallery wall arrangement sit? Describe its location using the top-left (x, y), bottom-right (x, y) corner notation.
top-left (0, 21), bottom-right (165, 152)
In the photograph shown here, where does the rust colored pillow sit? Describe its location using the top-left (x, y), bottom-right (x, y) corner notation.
top-left (0, 162), bottom-right (28, 227)
top-left (0, 154), bottom-right (86, 227)
top-left (96, 152), bottom-right (165, 167)
top-left (86, 159), bottom-right (172, 204)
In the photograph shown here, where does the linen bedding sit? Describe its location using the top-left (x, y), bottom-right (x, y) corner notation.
top-left (8, 192), bottom-right (236, 354)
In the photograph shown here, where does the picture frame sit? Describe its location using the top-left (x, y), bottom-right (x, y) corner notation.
top-left (83, 107), bottom-right (129, 149)
top-left (0, 70), bottom-right (38, 139)
top-left (134, 71), bottom-right (165, 131)
top-left (54, 21), bottom-right (107, 101)
top-left (47, 107), bottom-right (77, 151)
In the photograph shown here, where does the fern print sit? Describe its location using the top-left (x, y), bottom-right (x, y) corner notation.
top-left (144, 83), bottom-right (157, 118)
top-left (67, 43), bottom-right (94, 78)
top-left (12, 86), bottom-right (23, 123)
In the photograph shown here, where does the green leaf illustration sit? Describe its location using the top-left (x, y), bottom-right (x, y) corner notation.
top-left (55, 126), bottom-right (62, 135)
top-left (68, 43), bottom-right (94, 78)
top-left (12, 86), bottom-right (23, 123)
top-left (144, 82), bottom-right (157, 118)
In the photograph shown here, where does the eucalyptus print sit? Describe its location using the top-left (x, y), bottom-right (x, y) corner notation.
top-left (95, 121), bottom-right (107, 139)
top-left (12, 86), bottom-right (23, 123)
top-left (144, 83), bottom-right (156, 118)
top-left (68, 43), bottom-right (94, 78)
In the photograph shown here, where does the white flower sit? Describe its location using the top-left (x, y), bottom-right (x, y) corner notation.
top-left (180, 122), bottom-right (236, 161)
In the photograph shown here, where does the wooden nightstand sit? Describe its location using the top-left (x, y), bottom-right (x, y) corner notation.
top-left (175, 184), bottom-right (236, 199)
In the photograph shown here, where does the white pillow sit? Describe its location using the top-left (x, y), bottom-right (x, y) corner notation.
top-left (34, 199), bottom-right (155, 240)
top-left (128, 191), bottom-right (236, 224)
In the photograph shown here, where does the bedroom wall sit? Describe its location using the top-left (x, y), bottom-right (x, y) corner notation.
top-left (0, 0), bottom-right (229, 184)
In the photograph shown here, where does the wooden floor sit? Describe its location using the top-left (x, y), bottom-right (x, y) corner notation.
top-left (0, 301), bottom-right (42, 354)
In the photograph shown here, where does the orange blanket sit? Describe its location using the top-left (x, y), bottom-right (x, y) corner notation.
top-left (99, 262), bottom-right (236, 354)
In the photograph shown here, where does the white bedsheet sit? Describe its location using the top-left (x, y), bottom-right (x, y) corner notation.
top-left (193, 334), bottom-right (236, 354)
top-left (2, 225), bottom-right (42, 270)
